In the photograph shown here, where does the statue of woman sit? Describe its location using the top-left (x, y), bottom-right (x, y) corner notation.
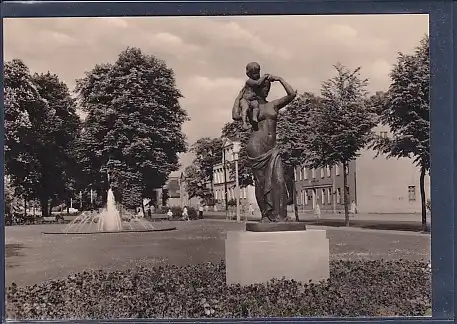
top-left (232, 75), bottom-right (297, 222)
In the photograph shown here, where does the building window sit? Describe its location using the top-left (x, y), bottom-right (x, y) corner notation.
top-left (299, 168), bottom-right (303, 181)
top-left (335, 164), bottom-right (340, 176)
top-left (311, 169), bottom-right (316, 179)
top-left (304, 191), bottom-right (308, 205)
top-left (408, 186), bottom-right (416, 201)
top-left (380, 131), bottom-right (388, 138)
top-left (320, 168), bottom-right (325, 178)
top-left (327, 188), bottom-right (332, 205)
top-left (326, 166), bottom-right (331, 177)
top-left (303, 167), bottom-right (308, 180)
top-left (321, 189), bottom-right (325, 205)
top-left (337, 188), bottom-right (341, 204)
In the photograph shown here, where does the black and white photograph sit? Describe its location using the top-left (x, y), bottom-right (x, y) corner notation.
top-left (4, 14), bottom-right (431, 320)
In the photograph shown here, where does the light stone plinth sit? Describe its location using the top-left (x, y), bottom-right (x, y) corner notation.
top-left (225, 230), bottom-right (329, 286)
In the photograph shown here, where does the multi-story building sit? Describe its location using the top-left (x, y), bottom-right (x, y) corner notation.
top-left (212, 139), bottom-right (256, 211)
top-left (294, 125), bottom-right (431, 214)
top-left (152, 173), bottom-right (200, 209)
top-left (294, 161), bottom-right (357, 213)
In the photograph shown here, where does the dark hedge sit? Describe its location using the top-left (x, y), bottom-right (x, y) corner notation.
top-left (6, 259), bottom-right (431, 320)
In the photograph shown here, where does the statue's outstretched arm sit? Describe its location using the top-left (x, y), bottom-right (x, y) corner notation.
top-left (270, 77), bottom-right (297, 111)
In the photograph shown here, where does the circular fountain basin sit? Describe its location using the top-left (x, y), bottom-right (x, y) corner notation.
top-left (42, 226), bottom-right (176, 235)
top-left (46, 188), bottom-right (176, 235)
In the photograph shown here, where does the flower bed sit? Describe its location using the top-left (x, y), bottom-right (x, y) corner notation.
top-left (7, 259), bottom-right (431, 320)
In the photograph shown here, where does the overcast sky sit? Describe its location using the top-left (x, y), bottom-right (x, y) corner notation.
top-left (4, 15), bottom-right (428, 176)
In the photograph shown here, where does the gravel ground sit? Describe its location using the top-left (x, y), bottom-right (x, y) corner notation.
top-left (6, 219), bottom-right (430, 287)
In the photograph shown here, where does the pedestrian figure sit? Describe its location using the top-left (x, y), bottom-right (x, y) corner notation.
top-left (167, 209), bottom-right (173, 221)
top-left (315, 203), bottom-right (321, 222)
top-left (198, 205), bottom-right (204, 219)
top-left (182, 206), bottom-right (189, 221)
top-left (350, 200), bottom-right (357, 218)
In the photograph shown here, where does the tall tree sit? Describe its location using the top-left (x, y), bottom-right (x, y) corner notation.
top-left (4, 59), bottom-right (41, 206)
top-left (306, 63), bottom-right (376, 226)
top-left (371, 36), bottom-right (430, 231)
top-left (277, 92), bottom-right (317, 221)
top-left (190, 137), bottom-right (223, 197)
top-left (32, 72), bottom-right (82, 215)
top-left (221, 120), bottom-right (253, 188)
top-left (183, 164), bottom-right (212, 202)
top-left (75, 47), bottom-right (188, 205)
top-left (4, 59), bottom-right (81, 217)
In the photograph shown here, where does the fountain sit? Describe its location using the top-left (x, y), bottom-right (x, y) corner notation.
top-left (42, 188), bottom-right (176, 235)
top-left (97, 188), bottom-right (123, 232)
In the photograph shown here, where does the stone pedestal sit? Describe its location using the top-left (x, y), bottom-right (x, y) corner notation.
top-left (225, 230), bottom-right (329, 286)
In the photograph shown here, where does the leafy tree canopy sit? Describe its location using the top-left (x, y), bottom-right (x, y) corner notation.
top-left (306, 63), bottom-right (377, 169)
top-left (74, 47), bottom-right (189, 203)
top-left (4, 59), bottom-right (81, 216)
top-left (372, 36), bottom-right (430, 171)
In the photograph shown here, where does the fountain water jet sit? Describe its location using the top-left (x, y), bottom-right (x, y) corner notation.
top-left (42, 188), bottom-right (176, 235)
top-left (97, 188), bottom-right (123, 232)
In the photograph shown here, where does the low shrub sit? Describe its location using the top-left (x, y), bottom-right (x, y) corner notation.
top-left (6, 259), bottom-right (431, 320)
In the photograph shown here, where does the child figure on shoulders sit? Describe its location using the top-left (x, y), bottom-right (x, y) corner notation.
top-left (239, 62), bottom-right (271, 130)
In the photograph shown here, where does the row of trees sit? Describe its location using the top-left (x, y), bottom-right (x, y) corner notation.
top-left (186, 36), bottom-right (430, 229)
top-left (5, 48), bottom-right (188, 217)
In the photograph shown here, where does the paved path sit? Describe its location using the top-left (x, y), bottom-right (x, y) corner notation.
top-left (201, 211), bottom-right (431, 232)
top-left (5, 219), bottom-right (430, 287)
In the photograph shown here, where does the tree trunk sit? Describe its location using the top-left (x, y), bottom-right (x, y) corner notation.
top-left (420, 165), bottom-right (427, 232)
top-left (40, 197), bottom-right (49, 218)
top-left (141, 200), bottom-right (146, 218)
top-left (293, 180), bottom-right (299, 222)
top-left (23, 196), bottom-right (27, 218)
top-left (48, 198), bottom-right (54, 218)
top-left (285, 167), bottom-right (298, 221)
top-left (210, 177), bottom-right (215, 202)
top-left (332, 165), bottom-right (337, 215)
top-left (342, 161), bottom-right (350, 226)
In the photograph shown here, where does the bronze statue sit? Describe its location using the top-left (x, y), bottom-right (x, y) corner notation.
top-left (232, 66), bottom-right (297, 223)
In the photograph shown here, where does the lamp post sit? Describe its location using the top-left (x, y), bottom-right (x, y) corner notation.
top-left (222, 138), bottom-right (229, 219)
top-left (232, 141), bottom-right (241, 223)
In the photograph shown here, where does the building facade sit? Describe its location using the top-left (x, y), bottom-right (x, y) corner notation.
top-left (163, 176), bottom-right (181, 207)
top-left (294, 161), bottom-right (357, 213)
top-left (212, 139), bottom-right (256, 211)
top-left (294, 125), bottom-right (431, 214)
